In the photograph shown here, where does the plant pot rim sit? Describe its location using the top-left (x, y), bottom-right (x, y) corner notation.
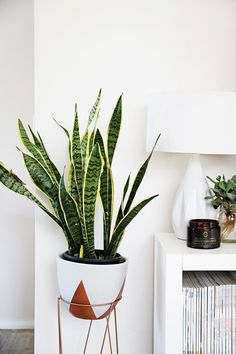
top-left (59, 249), bottom-right (127, 265)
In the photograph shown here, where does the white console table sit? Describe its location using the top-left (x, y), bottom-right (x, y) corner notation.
top-left (154, 233), bottom-right (236, 354)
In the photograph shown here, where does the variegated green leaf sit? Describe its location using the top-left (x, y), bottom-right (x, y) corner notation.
top-left (0, 162), bottom-right (60, 226)
top-left (71, 106), bottom-right (83, 206)
top-left (18, 119), bottom-right (45, 167)
top-left (81, 130), bottom-right (89, 171)
top-left (53, 118), bottom-right (70, 139)
top-left (28, 125), bottom-right (61, 183)
top-left (36, 132), bottom-right (61, 183)
top-left (67, 162), bottom-right (78, 200)
top-left (94, 129), bottom-right (106, 161)
top-left (107, 95), bottom-right (122, 165)
top-left (95, 130), bottom-right (112, 252)
top-left (22, 151), bottom-right (71, 245)
top-left (88, 128), bottom-right (97, 156)
top-left (100, 164), bottom-right (114, 252)
top-left (22, 153), bottom-right (56, 199)
top-left (87, 89), bottom-right (102, 128)
top-left (59, 175), bottom-right (83, 252)
top-left (115, 174), bottom-right (131, 227)
top-left (83, 144), bottom-right (103, 258)
top-left (50, 197), bottom-right (76, 253)
top-left (106, 194), bottom-right (158, 258)
top-left (28, 125), bottom-right (41, 147)
top-left (124, 134), bottom-right (160, 214)
top-left (53, 118), bottom-right (71, 157)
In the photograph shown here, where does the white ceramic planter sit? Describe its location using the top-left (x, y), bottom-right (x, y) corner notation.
top-left (57, 253), bottom-right (128, 320)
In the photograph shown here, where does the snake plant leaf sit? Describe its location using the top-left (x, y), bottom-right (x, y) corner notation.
top-left (10, 151), bottom-right (68, 246)
top-left (95, 129), bottom-right (112, 252)
top-left (50, 197), bottom-right (76, 253)
top-left (18, 119), bottom-right (46, 167)
top-left (107, 95), bottom-right (122, 165)
top-left (124, 134), bottom-right (160, 215)
top-left (28, 125), bottom-right (61, 183)
top-left (59, 175), bottom-right (83, 252)
top-left (115, 174), bottom-right (131, 227)
top-left (87, 89), bottom-right (102, 128)
top-left (53, 118), bottom-right (71, 158)
top-left (89, 129), bottom-right (96, 156)
top-left (0, 162), bottom-right (61, 226)
top-left (53, 118), bottom-right (70, 140)
top-left (36, 132), bottom-right (61, 183)
top-left (81, 130), bottom-right (89, 171)
top-left (100, 164), bottom-right (114, 253)
top-left (94, 129), bottom-right (106, 161)
top-left (28, 125), bottom-right (41, 147)
top-left (107, 194), bottom-right (159, 258)
top-left (71, 105), bottom-right (83, 206)
top-left (22, 153), bottom-right (57, 199)
top-left (67, 162), bottom-right (78, 200)
top-left (29, 126), bottom-right (61, 183)
top-left (83, 143), bottom-right (103, 259)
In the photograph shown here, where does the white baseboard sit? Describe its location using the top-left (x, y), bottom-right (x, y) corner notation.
top-left (0, 321), bottom-right (34, 330)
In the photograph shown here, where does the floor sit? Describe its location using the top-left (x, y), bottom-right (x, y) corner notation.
top-left (0, 330), bottom-right (34, 354)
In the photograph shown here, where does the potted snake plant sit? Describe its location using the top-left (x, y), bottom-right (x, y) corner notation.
top-left (0, 91), bottom-right (159, 319)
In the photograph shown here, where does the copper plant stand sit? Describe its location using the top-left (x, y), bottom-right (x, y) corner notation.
top-left (57, 296), bottom-right (122, 354)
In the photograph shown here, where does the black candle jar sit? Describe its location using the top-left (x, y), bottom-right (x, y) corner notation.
top-left (187, 219), bottom-right (221, 249)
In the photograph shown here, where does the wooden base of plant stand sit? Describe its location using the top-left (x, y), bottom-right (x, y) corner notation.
top-left (57, 296), bottom-right (122, 354)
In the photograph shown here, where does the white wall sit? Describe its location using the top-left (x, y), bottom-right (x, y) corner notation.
top-left (0, 0), bottom-right (34, 328)
top-left (34, 0), bottom-right (236, 353)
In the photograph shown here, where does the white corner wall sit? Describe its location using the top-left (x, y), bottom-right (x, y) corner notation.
top-left (0, 0), bottom-right (34, 328)
top-left (34, 0), bottom-right (236, 353)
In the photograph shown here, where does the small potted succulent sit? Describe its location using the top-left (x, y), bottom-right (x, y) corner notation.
top-left (206, 175), bottom-right (236, 243)
top-left (0, 91), bottom-right (159, 319)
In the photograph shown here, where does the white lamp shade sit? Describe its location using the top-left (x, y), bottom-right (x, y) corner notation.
top-left (146, 91), bottom-right (236, 154)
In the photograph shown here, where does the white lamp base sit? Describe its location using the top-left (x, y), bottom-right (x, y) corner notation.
top-left (172, 154), bottom-right (213, 240)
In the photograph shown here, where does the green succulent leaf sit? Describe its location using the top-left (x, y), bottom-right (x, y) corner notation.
top-left (28, 125), bottom-right (41, 147)
top-left (94, 130), bottom-right (113, 252)
top-left (107, 95), bottom-right (122, 165)
top-left (94, 129), bottom-right (106, 161)
top-left (36, 132), bottom-right (61, 183)
top-left (59, 175), bottom-right (83, 251)
top-left (206, 176), bottom-right (217, 184)
top-left (81, 130), bottom-right (89, 170)
top-left (124, 133), bottom-right (160, 214)
top-left (71, 105), bottom-right (83, 205)
top-left (218, 181), bottom-right (226, 191)
top-left (89, 129), bottom-right (96, 156)
top-left (67, 162), bottom-right (78, 200)
top-left (0, 162), bottom-right (60, 225)
top-left (206, 173), bottom-right (236, 209)
top-left (100, 164), bottom-right (114, 253)
top-left (22, 153), bottom-right (56, 199)
top-left (107, 194), bottom-right (158, 258)
top-left (18, 119), bottom-right (45, 167)
top-left (53, 118), bottom-right (70, 140)
top-left (53, 118), bottom-right (71, 157)
top-left (87, 89), bottom-right (102, 128)
top-left (226, 193), bottom-right (236, 201)
top-left (83, 143), bottom-right (103, 258)
top-left (115, 174), bottom-right (131, 227)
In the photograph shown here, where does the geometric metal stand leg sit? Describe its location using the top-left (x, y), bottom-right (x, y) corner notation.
top-left (57, 298), bottom-right (63, 354)
top-left (83, 320), bottom-right (93, 354)
top-left (114, 307), bottom-right (119, 354)
top-left (107, 317), bottom-right (113, 354)
top-left (100, 308), bottom-right (113, 354)
top-left (57, 297), bottom-right (121, 354)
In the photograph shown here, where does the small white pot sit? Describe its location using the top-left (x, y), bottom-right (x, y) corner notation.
top-left (57, 252), bottom-right (128, 320)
